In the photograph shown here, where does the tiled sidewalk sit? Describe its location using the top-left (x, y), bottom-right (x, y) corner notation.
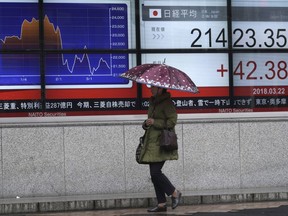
top-left (2, 188), bottom-right (288, 215)
top-left (23, 201), bottom-right (288, 216)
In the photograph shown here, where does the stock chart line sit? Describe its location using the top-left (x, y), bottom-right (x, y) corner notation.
top-left (0, 2), bottom-right (129, 86)
top-left (59, 51), bottom-right (111, 76)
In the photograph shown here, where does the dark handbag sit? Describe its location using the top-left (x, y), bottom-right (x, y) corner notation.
top-left (160, 127), bottom-right (178, 151)
top-left (136, 133), bottom-right (147, 164)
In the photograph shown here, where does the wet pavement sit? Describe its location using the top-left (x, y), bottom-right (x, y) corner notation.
top-left (16, 201), bottom-right (288, 216)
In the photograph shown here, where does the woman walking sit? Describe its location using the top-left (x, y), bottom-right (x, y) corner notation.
top-left (142, 86), bottom-right (181, 212)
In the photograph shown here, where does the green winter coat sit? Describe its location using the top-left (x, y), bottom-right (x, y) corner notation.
top-left (141, 92), bottom-right (178, 163)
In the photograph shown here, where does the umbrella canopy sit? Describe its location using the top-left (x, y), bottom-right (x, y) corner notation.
top-left (120, 63), bottom-right (199, 93)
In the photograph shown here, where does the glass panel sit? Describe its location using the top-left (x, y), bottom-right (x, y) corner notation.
top-left (45, 53), bottom-right (132, 87)
top-left (232, 0), bottom-right (288, 49)
top-left (0, 0), bottom-right (39, 50)
top-left (140, 0), bottom-right (227, 49)
top-left (0, 53), bottom-right (40, 88)
top-left (233, 52), bottom-right (288, 112)
top-left (45, 53), bottom-right (138, 113)
top-left (43, 0), bottom-right (135, 50)
top-left (141, 53), bottom-right (230, 112)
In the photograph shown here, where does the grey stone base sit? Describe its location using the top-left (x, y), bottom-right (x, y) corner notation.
top-left (1, 188), bottom-right (288, 215)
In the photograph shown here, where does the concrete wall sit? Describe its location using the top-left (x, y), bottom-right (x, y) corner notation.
top-left (1, 116), bottom-right (288, 199)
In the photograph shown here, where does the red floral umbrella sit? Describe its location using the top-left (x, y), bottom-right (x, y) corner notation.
top-left (120, 63), bottom-right (199, 93)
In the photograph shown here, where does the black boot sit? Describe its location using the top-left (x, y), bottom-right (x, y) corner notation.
top-left (147, 204), bottom-right (167, 212)
top-left (171, 190), bottom-right (182, 209)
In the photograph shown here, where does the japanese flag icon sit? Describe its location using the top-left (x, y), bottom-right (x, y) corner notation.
top-left (149, 9), bottom-right (162, 18)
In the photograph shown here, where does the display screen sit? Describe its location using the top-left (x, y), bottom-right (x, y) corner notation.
top-left (232, 0), bottom-right (288, 49)
top-left (142, 53), bottom-right (229, 97)
top-left (43, 1), bottom-right (130, 50)
top-left (141, 53), bottom-right (230, 111)
top-left (45, 53), bottom-right (130, 87)
top-left (0, 0), bottom-right (40, 91)
top-left (0, 54), bottom-right (40, 87)
top-left (141, 0), bottom-right (227, 49)
top-left (234, 53), bottom-right (288, 93)
top-left (1, 0), bottom-right (288, 118)
top-left (0, 0), bottom-right (137, 116)
top-left (139, 0), bottom-right (230, 112)
top-left (230, 0), bottom-right (288, 112)
top-left (0, 0), bottom-right (39, 50)
top-left (44, 0), bottom-right (132, 88)
top-left (232, 53), bottom-right (288, 111)
top-left (0, 1), bottom-right (41, 115)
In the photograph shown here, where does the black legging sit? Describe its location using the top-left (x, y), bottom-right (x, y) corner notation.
top-left (149, 161), bottom-right (175, 203)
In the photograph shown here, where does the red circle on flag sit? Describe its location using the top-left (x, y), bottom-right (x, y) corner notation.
top-left (153, 10), bottom-right (158, 16)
